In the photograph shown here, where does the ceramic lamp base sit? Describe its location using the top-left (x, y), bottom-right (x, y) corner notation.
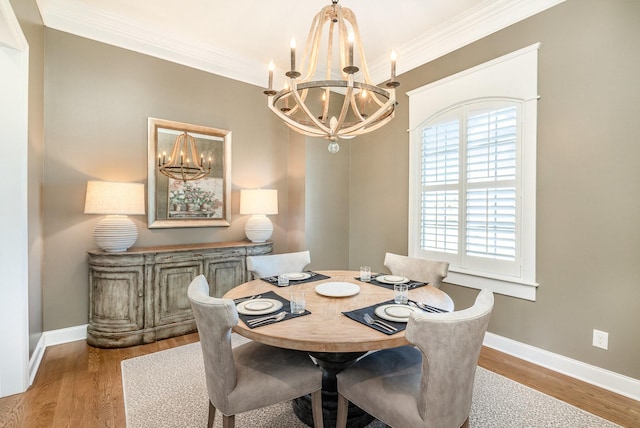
top-left (94, 215), bottom-right (138, 252)
top-left (244, 214), bottom-right (273, 243)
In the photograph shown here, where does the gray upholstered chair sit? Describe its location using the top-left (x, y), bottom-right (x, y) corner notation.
top-left (383, 252), bottom-right (450, 288)
top-left (335, 288), bottom-right (494, 428)
top-left (246, 250), bottom-right (311, 279)
top-left (187, 275), bottom-right (324, 428)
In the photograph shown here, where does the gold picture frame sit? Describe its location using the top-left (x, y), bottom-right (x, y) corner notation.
top-left (147, 117), bottom-right (231, 228)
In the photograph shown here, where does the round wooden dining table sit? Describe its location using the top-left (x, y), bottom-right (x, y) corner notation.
top-left (223, 270), bottom-right (455, 428)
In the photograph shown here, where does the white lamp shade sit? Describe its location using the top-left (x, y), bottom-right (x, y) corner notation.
top-left (84, 181), bottom-right (145, 252)
top-left (84, 181), bottom-right (145, 215)
top-left (240, 189), bottom-right (278, 215)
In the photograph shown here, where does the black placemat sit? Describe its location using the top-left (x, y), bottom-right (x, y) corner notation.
top-left (260, 271), bottom-right (330, 286)
top-left (342, 299), bottom-right (407, 335)
top-left (234, 290), bottom-right (310, 328)
top-left (355, 274), bottom-right (428, 290)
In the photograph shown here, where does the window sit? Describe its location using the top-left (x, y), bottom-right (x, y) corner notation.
top-left (408, 44), bottom-right (539, 300)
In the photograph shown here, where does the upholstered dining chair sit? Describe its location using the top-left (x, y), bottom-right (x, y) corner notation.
top-left (383, 252), bottom-right (450, 288)
top-left (246, 250), bottom-right (311, 279)
top-left (335, 288), bottom-right (494, 428)
top-left (187, 275), bottom-right (324, 428)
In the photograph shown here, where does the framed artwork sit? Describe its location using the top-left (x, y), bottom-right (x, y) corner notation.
top-left (147, 117), bottom-right (232, 228)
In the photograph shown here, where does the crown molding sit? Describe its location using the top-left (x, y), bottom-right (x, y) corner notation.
top-left (368, 0), bottom-right (566, 84)
top-left (36, 0), bottom-right (565, 88)
top-left (1, 0), bottom-right (29, 51)
top-left (36, 0), bottom-right (263, 86)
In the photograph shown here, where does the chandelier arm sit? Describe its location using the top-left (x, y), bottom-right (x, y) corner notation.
top-left (350, 91), bottom-right (366, 122)
top-left (289, 82), bottom-right (333, 133)
top-left (301, 6), bottom-right (328, 81)
top-left (334, 77), bottom-right (354, 132)
top-left (281, 84), bottom-right (312, 116)
top-left (336, 6), bottom-right (349, 76)
top-left (343, 9), bottom-right (374, 84)
top-left (337, 112), bottom-right (395, 138)
top-left (336, 97), bottom-right (396, 136)
top-left (166, 133), bottom-right (182, 166)
top-left (268, 98), bottom-right (332, 139)
top-left (326, 18), bottom-right (335, 81)
top-left (187, 134), bottom-right (199, 166)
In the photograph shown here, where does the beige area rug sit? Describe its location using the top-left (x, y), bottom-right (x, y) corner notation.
top-left (122, 336), bottom-right (620, 428)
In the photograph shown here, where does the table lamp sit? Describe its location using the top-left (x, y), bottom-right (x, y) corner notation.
top-left (84, 181), bottom-right (146, 252)
top-left (239, 189), bottom-right (278, 243)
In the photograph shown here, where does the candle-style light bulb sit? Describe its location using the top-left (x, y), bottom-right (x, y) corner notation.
top-left (268, 60), bottom-right (274, 90)
top-left (290, 38), bottom-right (296, 72)
top-left (390, 50), bottom-right (397, 81)
top-left (180, 151), bottom-right (184, 164)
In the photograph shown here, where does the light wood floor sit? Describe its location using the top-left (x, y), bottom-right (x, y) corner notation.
top-left (0, 333), bottom-right (638, 427)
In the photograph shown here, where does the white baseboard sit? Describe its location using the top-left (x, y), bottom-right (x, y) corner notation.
top-left (27, 324), bottom-right (88, 387)
top-left (28, 334), bottom-right (46, 387)
top-left (483, 332), bottom-right (640, 402)
top-left (43, 324), bottom-right (88, 347)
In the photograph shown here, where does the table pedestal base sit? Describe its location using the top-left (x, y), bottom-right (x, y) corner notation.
top-left (292, 351), bottom-right (373, 428)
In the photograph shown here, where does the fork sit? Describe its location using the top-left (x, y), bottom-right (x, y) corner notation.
top-left (235, 294), bottom-right (261, 304)
top-left (411, 301), bottom-right (447, 313)
top-left (247, 311), bottom-right (287, 325)
top-left (363, 313), bottom-right (397, 333)
top-left (248, 312), bottom-right (286, 327)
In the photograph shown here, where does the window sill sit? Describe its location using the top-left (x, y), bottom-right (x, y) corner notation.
top-left (445, 271), bottom-right (538, 301)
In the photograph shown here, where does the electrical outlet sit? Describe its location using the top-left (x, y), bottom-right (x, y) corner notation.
top-left (593, 329), bottom-right (608, 350)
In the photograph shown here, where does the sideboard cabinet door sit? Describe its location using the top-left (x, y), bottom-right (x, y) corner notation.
top-left (87, 258), bottom-right (145, 348)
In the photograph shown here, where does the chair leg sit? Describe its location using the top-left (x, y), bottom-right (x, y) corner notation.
top-left (208, 401), bottom-right (215, 428)
top-left (311, 389), bottom-right (324, 428)
top-left (222, 414), bottom-right (235, 428)
top-left (336, 393), bottom-right (349, 428)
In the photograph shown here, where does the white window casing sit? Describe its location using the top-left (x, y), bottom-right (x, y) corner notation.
top-left (408, 43), bottom-right (540, 300)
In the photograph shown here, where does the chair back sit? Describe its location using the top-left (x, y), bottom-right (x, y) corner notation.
top-left (187, 275), bottom-right (238, 412)
top-left (383, 252), bottom-right (449, 288)
top-left (246, 250), bottom-right (311, 279)
top-left (406, 288), bottom-right (494, 427)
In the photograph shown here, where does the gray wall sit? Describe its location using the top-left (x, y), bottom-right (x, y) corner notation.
top-left (42, 29), bottom-right (300, 329)
top-left (348, 0), bottom-right (640, 379)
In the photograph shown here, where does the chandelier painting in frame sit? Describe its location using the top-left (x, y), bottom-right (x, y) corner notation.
top-left (147, 117), bottom-right (231, 228)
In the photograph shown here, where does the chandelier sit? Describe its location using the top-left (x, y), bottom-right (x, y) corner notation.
top-left (264, 0), bottom-right (399, 153)
top-left (157, 131), bottom-right (212, 182)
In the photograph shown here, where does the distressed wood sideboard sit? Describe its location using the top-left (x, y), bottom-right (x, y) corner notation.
top-left (87, 241), bottom-right (272, 348)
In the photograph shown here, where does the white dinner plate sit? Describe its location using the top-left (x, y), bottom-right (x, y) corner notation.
top-left (237, 298), bottom-right (283, 315)
top-left (281, 272), bottom-right (311, 281)
top-left (315, 282), bottom-right (360, 297)
top-left (375, 275), bottom-right (410, 284)
top-left (374, 304), bottom-right (421, 322)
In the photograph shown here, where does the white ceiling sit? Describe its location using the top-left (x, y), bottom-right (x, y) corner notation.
top-left (35, 0), bottom-right (563, 88)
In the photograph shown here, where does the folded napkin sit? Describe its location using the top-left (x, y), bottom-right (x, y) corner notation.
top-left (260, 271), bottom-right (330, 286)
top-left (342, 299), bottom-right (406, 335)
top-left (234, 290), bottom-right (310, 328)
top-left (357, 274), bottom-right (428, 290)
